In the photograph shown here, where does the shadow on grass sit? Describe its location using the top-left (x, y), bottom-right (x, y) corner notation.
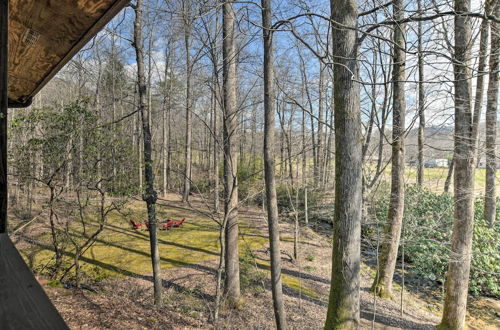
top-left (255, 256), bottom-right (330, 285)
top-left (19, 233), bottom-right (436, 329)
top-left (101, 222), bottom-right (219, 257)
top-left (281, 282), bottom-right (327, 307)
top-left (18, 233), bottom-right (217, 277)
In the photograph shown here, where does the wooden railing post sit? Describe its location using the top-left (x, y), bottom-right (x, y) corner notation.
top-left (0, 0), bottom-right (8, 233)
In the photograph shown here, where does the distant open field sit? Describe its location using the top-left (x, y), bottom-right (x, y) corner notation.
top-left (366, 166), bottom-right (500, 195)
top-left (279, 160), bottom-right (499, 196)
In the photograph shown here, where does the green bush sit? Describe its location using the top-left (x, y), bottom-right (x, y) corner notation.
top-left (373, 185), bottom-right (499, 297)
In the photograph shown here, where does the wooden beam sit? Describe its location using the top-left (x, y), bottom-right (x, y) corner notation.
top-left (0, 0), bottom-right (8, 233)
top-left (0, 234), bottom-right (69, 329)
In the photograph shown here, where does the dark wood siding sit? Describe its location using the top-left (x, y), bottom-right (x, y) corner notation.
top-left (0, 234), bottom-right (69, 329)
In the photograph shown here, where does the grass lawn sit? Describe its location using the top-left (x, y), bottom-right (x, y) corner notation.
top-left (19, 199), bottom-right (267, 281)
top-left (17, 196), bottom-right (328, 303)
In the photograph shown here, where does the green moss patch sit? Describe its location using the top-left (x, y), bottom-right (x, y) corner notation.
top-left (20, 201), bottom-right (266, 281)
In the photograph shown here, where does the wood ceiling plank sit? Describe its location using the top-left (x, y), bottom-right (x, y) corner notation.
top-left (7, 0), bottom-right (130, 107)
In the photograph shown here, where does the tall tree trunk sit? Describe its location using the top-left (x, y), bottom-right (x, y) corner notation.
top-left (371, 0), bottom-right (407, 299)
top-left (277, 104), bottom-right (294, 187)
top-left (0, 0), bottom-right (7, 234)
top-left (208, 105), bottom-right (213, 174)
top-left (277, 101), bottom-right (286, 178)
top-left (137, 110), bottom-right (143, 191)
top-left (162, 47), bottom-right (169, 197)
top-left (316, 62), bottom-right (324, 185)
top-left (133, 0), bottom-right (162, 305)
top-left (310, 109), bottom-right (318, 185)
top-left (324, 88), bottom-right (335, 189)
top-left (261, 0), bottom-right (287, 328)
top-left (111, 36), bottom-right (117, 186)
top-left (222, 0), bottom-right (240, 306)
top-left (417, 0), bottom-right (425, 186)
top-left (250, 105), bottom-right (258, 172)
top-left (111, 35), bottom-right (118, 186)
top-left (167, 81), bottom-right (172, 191)
top-left (287, 108), bottom-right (294, 187)
top-left (324, 1), bottom-right (362, 328)
top-left (472, 1), bottom-right (492, 150)
top-left (94, 48), bottom-right (103, 192)
top-left (439, 0), bottom-right (476, 327)
top-left (485, 1), bottom-right (499, 226)
top-left (213, 76), bottom-right (220, 213)
top-left (182, 0), bottom-right (193, 202)
top-left (301, 96), bottom-right (307, 185)
top-left (147, 22), bottom-right (155, 131)
top-left (210, 11), bottom-right (221, 213)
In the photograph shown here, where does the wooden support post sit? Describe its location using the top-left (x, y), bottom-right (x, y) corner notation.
top-left (0, 0), bottom-right (8, 234)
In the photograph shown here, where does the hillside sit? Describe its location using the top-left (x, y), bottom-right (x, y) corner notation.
top-left (11, 194), bottom-right (499, 329)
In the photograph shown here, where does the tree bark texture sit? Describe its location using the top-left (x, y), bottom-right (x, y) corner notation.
top-left (439, 0), bottom-right (476, 328)
top-left (371, 0), bottom-right (407, 299)
top-left (182, 0), bottom-right (193, 203)
top-left (261, 1), bottom-right (287, 328)
top-left (417, 0), bottom-right (425, 187)
top-left (324, 0), bottom-right (362, 328)
top-left (484, 1), bottom-right (499, 227)
top-left (222, 0), bottom-right (240, 307)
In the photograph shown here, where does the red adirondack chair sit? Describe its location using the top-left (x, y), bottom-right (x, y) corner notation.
top-left (173, 218), bottom-right (186, 227)
top-left (162, 220), bottom-right (174, 230)
top-left (130, 220), bottom-right (142, 230)
top-left (145, 221), bottom-right (170, 231)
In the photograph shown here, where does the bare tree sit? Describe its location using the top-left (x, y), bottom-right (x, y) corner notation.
top-left (472, 1), bottom-right (491, 149)
top-left (417, 0), bottom-right (425, 186)
top-left (261, 0), bottom-right (287, 328)
top-left (133, 0), bottom-right (162, 305)
top-left (222, 0), bottom-right (240, 307)
top-left (324, 0), bottom-right (362, 327)
top-left (484, 1), bottom-right (499, 227)
top-left (182, 0), bottom-right (193, 203)
top-left (371, 0), bottom-right (407, 299)
top-left (439, 0), bottom-right (477, 327)
top-left (162, 41), bottom-right (173, 197)
top-left (316, 62), bottom-right (325, 186)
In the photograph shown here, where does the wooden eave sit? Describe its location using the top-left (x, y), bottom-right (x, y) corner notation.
top-left (8, 0), bottom-right (130, 108)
